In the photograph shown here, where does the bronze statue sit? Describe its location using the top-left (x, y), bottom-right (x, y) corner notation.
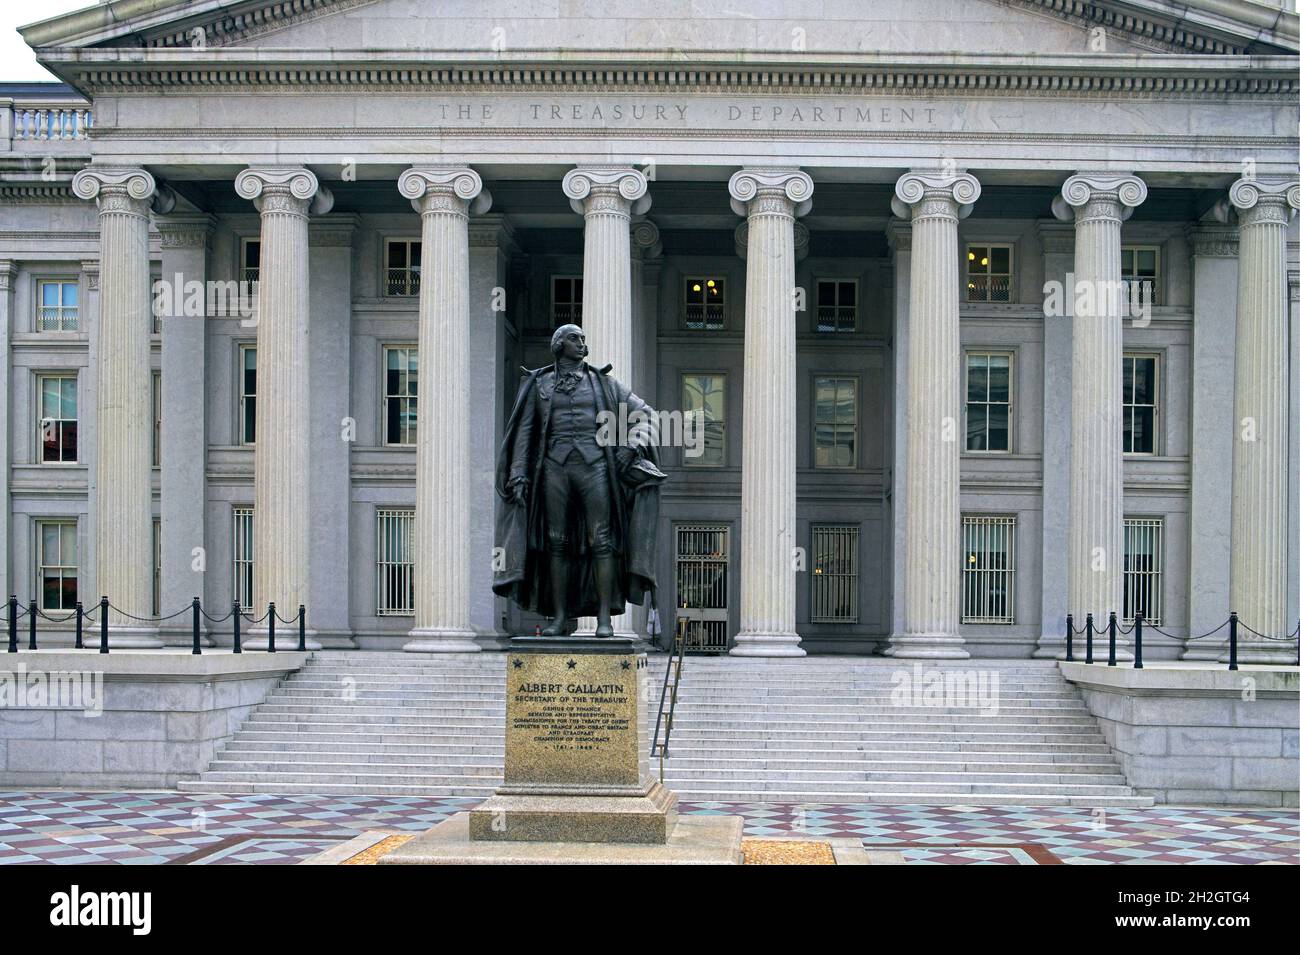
top-left (494, 325), bottom-right (664, 637)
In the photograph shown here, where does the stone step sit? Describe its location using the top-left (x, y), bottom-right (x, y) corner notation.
top-left (270, 689), bottom-right (1086, 708)
top-left (275, 682), bottom-right (1083, 699)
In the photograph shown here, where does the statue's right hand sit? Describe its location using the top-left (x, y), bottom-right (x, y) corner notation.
top-left (511, 480), bottom-right (528, 506)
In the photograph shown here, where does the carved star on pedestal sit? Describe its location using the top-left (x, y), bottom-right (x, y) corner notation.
top-left (512, 659), bottom-right (523, 669)
top-left (566, 659), bottom-right (577, 669)
top-left (620, 660), bottom-right (630, 670)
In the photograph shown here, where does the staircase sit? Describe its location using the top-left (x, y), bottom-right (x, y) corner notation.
top-left (177, 651), bottom-right (1154, 807)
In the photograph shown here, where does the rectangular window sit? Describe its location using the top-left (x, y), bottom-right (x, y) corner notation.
top-left (153, 518), bottom-right (161, 617)
top-left (241, 238), bottom-right (260, 285)
top-left (1123, 353), bottom-right (1159, 454)
top-left (239, 345), bottom-right (256, 445)
top-left (965, 352), bottom-right (1013, 452)
top-left (385, 239), bottom-right (421, 296)
top-left (552, 276), bottom-right (583, 325)
top-left (811, 524), bottom-right (859, 624)
top-left (38, 373), bottom-right (77, 463)
top-left (37, 279), bottom-right (78, 332)
top-left (1121, 246), bottom-right (1160, 307)
top-left (376, 508), bottom-right (415, 616)
top-left (684, 277), bottom-right (725, 330)
top-left (814, 376), bottom-right (857, 468)
top-left (1123, 518), bottom-right (1163, 626)
top-left (682, 373), bottom-right (726, 467)
top-left (152, 372), bottom-right (162, 468)
top-left (383, 346), bottom-right (419, 446)
top-left (36, 520), bottom-right (78, 611)
top-left (815, 279), bottom-right (857, 332)
top-left (966, 244), bottom-right (1013, 303)
top-left (962, 515), bottom-right (1016, 624)
top-left (232, 507), bottom-right (254, 610)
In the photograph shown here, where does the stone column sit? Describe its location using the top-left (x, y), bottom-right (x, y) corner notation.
top-left (397, 166), bottom-right (491, 653)
top-left (562, 166), bottom-right (650, 639)
top-left (154, 214), bottom-right (214, 645)
top-left (233, 166), bottom-right (331, 646)
top-left (1053, 173), bottom-right (1146, 656)
top-left (888, 171), bottom-right (980, 659)
top-left (1183, 224), bottom-right (1239, 660)
top-left (1225, 178), bottom-right (1300, 663)
top-left (71, 166), bottom-right (171, 646)
top-left (727, 168), bottom-right (813, 657)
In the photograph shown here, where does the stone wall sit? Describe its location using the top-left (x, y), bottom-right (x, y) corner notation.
top-left (1062, 662), bottom-right (1299, 807)
top-left (0, 650), bottom-right (306, 788)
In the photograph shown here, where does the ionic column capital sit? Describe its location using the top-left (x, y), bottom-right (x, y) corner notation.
top-left (1052, 172), bottom-right (1147, 223)
top-left (734, 219), bottom-right (809, 261)
top-left (891, 170), bottom-right (981, 221)
top-left (631, 218), bottom-right (663, 260)
top-left (236, 166), bottom-right (333, 216)
top-left (728, 167), bottom-right (813, 219)
top-left (562, 165), bottom-right (650, 217)
top-left (72, 165), bottom-right (174, 216)
top-left (1228, 177), bottom-right (1300, 227)
top-left (398, 165), bottom-right (491, 217)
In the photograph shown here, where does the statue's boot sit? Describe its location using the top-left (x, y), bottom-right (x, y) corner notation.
top-left (594, 555), bottom-right (615, 638)
top-left (542, 555), bottom-right (569, 636)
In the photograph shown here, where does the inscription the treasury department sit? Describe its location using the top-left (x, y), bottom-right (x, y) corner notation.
top-left (524, 102), bottom-right (940, 126)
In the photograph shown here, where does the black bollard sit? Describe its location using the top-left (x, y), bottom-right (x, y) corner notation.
top-left (7, 595), bottom-right (17, 653)
top-left (267, 602), bottom-right (276, 653)
top-left (1227, 611), bottom-right (1238, 671)
top-left (75, 602), bottom-right (84, 650)
top-left (233, 603), bottom-right (242, 654)
top-left (1107, 611), bottom-right (1117, 667)
top-left (191, 597), bottom-right (202, 655)
top-left (297, 604), bottom-right (306, 652)
top-left (1133, 613), bottom-right (1143, 669)
top-left (1085, 613), bottom-right (1094, 664)
top-left (99, 596), bottom-right (109, 654)
top-left (28, 599), bottom-right (37, 650)
top-left (1065, 613), bottom-right (1074, 663)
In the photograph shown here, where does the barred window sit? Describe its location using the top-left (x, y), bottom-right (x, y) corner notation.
top-left (38, 374), bottom-right (77, 463)
top-left (36, 520), bottom-right (77, 611)
top-left (377, 509), bottom-right (415, 616)
top-left (552, 276), bottom-right (583, 325)
top-left (383, 346), bottom-right (418, 446)
top-left (1123, 518), bottom-right (1163, 626)
top-left (966, 244), bottom-right (1013, 303)
top-left (816, 279), bottom-right (857, 332)
top-left (811, 524), bottom-right (859, 623)
top-left (241, 238), bottom-right (260, 285)
top-left (684, 277), bottom-right (725, 330)
top-left (962, 515), bottom-right (1016, 624)
top-left (814, 376), bottom-right (857, 468)
top-left (385, 239), bottom-right (421, 296)
top-left (1121, 246), bottom-right (1160, 307)
top-left (239, 345), bottom-right (256, 445)
top-left (232, 507), bottom-right (254, 610)
top-left (1123, 354), bottom-right (1158, 455)
top-left (37, 280), bottom-right (78, 331)
top-left (965, 352), bottom-right (1012, 452)
top-left (682, 373), bottom-right (725, 467)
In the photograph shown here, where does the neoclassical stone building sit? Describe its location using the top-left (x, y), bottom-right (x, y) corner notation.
top-left (1, 0), bottom-right (1297, 661)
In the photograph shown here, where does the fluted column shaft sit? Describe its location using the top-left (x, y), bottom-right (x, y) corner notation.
top-left (890, 172), bottom-right (980, 659)
top-left (398, 167), bottom-right (490, 652)
top-left (71, 167), bottom-right (163, 645)
top-left (234, 167), bottom-right (329, 635)
top-left (562, 167), bottom-right (649, 638)
top-left (1227, 178), bottom-right (1300, 663)
top-left (728, 168), bottom-right (812, 657)
top-left (1057, 174), bottom-right (1146, 652)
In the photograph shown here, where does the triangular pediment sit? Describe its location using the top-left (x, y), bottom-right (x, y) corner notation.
top-left (20, 0), bottom-right (1300, 58)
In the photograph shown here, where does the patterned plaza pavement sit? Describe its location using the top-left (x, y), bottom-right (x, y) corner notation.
top-left (0, 791), bottom-right (1294, 864)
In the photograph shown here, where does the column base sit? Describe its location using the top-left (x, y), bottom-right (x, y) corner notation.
top-left (104, 626), bottom-right (164, 649)
top-left (243, 628), bottom-right (322, 651)
top-left (404, 626), bottom-right (482, 653)
top-left (1220, 645), bottom-right (1297, 666)
top-left (729, 631), bottom-right (805, 657)
top-left (887, 633), bottom-right (970, 660)
top-left (1182, 645), bottom-right (1227, 661)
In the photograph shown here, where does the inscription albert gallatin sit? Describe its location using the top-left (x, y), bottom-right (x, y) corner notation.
top-left (512, 682), bottom-right (631, 752)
